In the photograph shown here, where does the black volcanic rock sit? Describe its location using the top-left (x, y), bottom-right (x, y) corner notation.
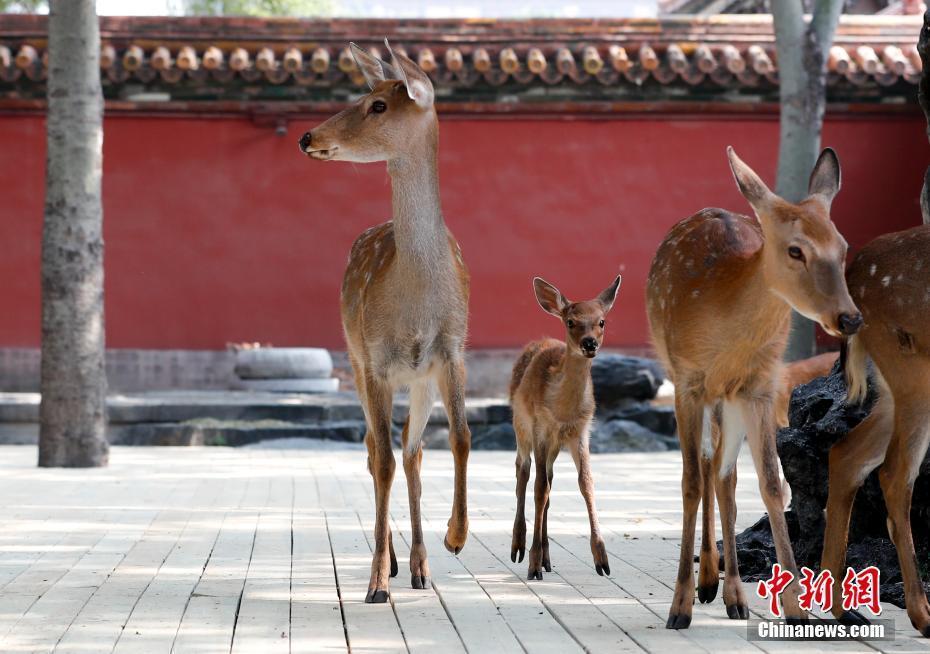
top-left (591, 355), bottom-right (666, 404)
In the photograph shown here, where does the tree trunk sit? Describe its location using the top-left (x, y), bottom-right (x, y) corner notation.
top-left (772, 0), bottom-right (843, 361)
top-left (39, 0), bottom-right (108, 467)
top-left (918, 7), bottom-right (930, 226)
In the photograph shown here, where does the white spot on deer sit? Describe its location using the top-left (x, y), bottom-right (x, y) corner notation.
top-left (719, 401), bottom-right (747, 478)
top-left (701, 406), bottom-right (714, 459)
top-left (869, 264), bottom-right (877, 277)
top-left (858, 286), bottom-right (865, 299)
top-left (896, 274), bottom-right (904, 281)
top-left (691, 289), bottom-right (700, 298)
top-left (881, 276), bottom-right (891, 287)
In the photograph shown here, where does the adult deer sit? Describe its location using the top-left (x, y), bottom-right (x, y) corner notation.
top-left (298, 41), bottom-right (470, 603)
top-left (820, 224), bottom-right (930, 634)
top-left (509, 275), bottom-right (622, 581)
top-left (646, 147), bottom-right (861, 629)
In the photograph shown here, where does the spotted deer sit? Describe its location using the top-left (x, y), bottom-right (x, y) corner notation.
top-left (819, 224), bottom-right (930, 635)
top-left (646, 147), bottom-right (861, 629)
top-left (298, 40), bottom-right (470, 603)
top-left (509, 275), bottom-right (621, 581)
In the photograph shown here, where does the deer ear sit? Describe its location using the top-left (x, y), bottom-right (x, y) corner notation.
top-left (727, 146), bottom-right (774, 212)
top-left (349, 42), bottom-right (393, 91)
top-left (533, 277), bottom-right (568, 318)
top-left (383, 38), bottom-right (434, 109)
top-left (597, 275), bottom-right (622, 313)
top-left (807, 147), bottom-right (841, 208)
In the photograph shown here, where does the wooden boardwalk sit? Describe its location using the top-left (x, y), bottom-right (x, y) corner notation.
top-left (0, 443), bottom-right (924, 653)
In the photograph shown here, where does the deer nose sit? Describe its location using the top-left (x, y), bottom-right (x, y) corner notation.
top-left (581, 337), bottom-right (598, 352)
top-left (298, 132), bottom-right (313, 152)
top-left (838, 312), bottom-right (863, 336)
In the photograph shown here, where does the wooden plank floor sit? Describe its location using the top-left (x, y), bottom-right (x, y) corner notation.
top-left (0, 444), bottom-right (924, 653)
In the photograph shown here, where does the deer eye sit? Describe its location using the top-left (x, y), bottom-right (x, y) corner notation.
top-left (371, 100), bottom-right (387, 114)
top-left (566, 319), bottom-right (575, 329)
top-left (788, 246), bottom-right (805, 262)
top-left (599, 320), bottom-right (605, 328)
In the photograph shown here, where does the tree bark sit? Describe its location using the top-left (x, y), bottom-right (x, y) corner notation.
top-left (772, 0), bottom-right (843, 361)
top-left (39, 0), bottom-right (108, 467)
top-left (918, 7), bottom-right (930, 226)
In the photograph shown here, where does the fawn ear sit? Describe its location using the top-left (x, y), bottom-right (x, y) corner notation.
top-left (727, 146), bottom-right (774, 213)
top-left (807, 147), bottom-right (841, 209)
top-left (384, 38), bottom-right (434, 109)
top-left (349, 42), bottom-right (396, 91)
top-left (598, 275), bottom-right (622, 313)
top-left (533, 277), bottom-right (568, 318)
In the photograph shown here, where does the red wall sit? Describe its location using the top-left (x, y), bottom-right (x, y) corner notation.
top-left (0, 111), bottom-right (925, 350)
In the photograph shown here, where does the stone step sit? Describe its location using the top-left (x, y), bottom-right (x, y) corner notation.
top-left (0, 391), bottom-right (512, 428)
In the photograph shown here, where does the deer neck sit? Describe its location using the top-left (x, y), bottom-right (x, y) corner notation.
top-left (387, 123), bottom-right (448, 275)
top-left (745, 240), bottom-right (793, 337)
top-left (552, 349), bottom-right (593, 418)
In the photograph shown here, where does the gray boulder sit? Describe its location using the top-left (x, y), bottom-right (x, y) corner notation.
top-left (590, 419), bottom-right (671, 453)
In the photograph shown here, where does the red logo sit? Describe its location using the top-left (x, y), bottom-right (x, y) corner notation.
top-left (841, 566), bottom-right (881, 615)
top-left (755, 565), bottom-right (881, 617)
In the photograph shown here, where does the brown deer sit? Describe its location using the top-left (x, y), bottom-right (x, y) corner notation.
top-left (298, 41), bottom-right (470, 603)
top-left (646, 147), bottom-right (861, 629)
top-left (509, 275), bottom-right (622, 580)
top-left (820, 224), bottom-right (930, 634)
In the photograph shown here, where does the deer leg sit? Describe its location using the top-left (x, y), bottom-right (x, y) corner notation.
top-left (716, 455), bottom-right (747, 618)
top-left (821, 402), bottom-right (892, 623)
top-left (353, 352), bottom-right (398, 579)
top-left (511, 417), bottom-right (532, 563)
top-left (402, 381), bottom-right (436, 590)
top-left (714, 400), bottom-right (749, 618)
top-left (569, 429), bottom-right (609, 576)
top-left (698, 450), bottom-right (719, 604)
top-left (528, 439), bottom-right (551, 580)
top-left (879, 403), bottom-right (930, 636)
top-left (438, 355), bottom-right (470, 555)
top-left (362, 374), bottom-right (396, 603)
top-left (667, 394), bottom-right (703, 629)
top-left (743, 396), bottom-right (805, 622)
top-left (541, 445), bottom-right (558, 572)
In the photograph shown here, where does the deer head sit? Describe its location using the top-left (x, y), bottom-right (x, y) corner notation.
top-left (727, 146), bottom-right (861, 337)
top-left (298, 40), bottom-right (435, 163)
top-left (533, 275), bottom-right (622, 358)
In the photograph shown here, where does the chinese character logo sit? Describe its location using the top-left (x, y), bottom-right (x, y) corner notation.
top-left (755, 565), bottom-right (881, 617)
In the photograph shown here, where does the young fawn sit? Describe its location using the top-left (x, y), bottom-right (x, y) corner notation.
top-left (646, 147), bottom-right (861, 628)
top-left (510, 275), bottom-right (622, 580)
top-left (821, 224), bottom-right (930, 634)
top-left (298, 41), bottom-right (470, 603)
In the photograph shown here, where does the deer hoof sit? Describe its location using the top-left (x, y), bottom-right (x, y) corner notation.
top-left (411, 574), bottom-right (431, 590)
top-left (921, 625), bottom-right (930, 639)
top-left (390, 556), bottom-right (398, 578)
top-left (511, 547), bottom-right (525, 563)
top-left (443, 535), bottom-right (462, 555)
top-left (365, 588), bottom-right (390, 604)
top-left (665, 613), bottom-right (691, 630)
top-left (698, 582), bottom-right (719, 604)
top-left (527, 568), bottom-right (543, 581)
top-left (726, 603), bottom-right (749, 620)
top-left (838, 609), bottom-right (869, 626)
top-left (595, 562), bottom-right (610, 576)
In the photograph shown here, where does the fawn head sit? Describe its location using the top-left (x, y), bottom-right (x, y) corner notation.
top-left (298, 40), bottom-right (435, 163)
top-left (533, 275), bottom-right (622, 358)
top-left (727, 146), bottom-right (861, 337)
